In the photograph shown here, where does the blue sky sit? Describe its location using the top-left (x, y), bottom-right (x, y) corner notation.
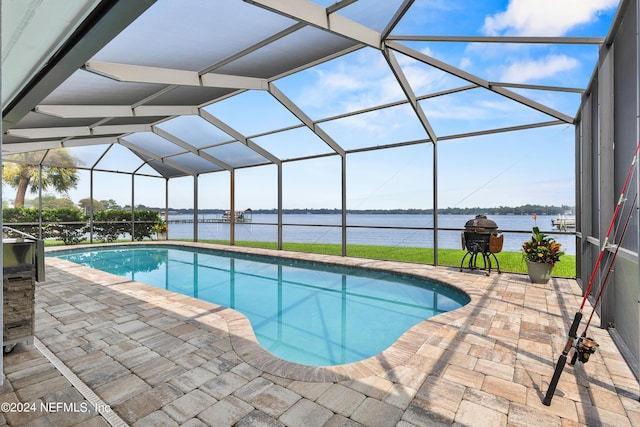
top-left (8, 0), bottom-right (620, 210)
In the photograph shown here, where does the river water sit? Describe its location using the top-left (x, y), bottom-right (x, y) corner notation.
top-left (167, 213), bottom-right (576, 255)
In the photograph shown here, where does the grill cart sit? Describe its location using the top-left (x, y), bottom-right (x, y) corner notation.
top-left (459, 215), bottom-right (503, 275)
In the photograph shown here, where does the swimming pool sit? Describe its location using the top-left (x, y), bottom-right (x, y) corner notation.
top-left (49, 245), bottom-right (469, 366)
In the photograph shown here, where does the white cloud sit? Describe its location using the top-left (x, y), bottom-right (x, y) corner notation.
top-left (459, 57), bottom-right (472, 70)
top-left (296, 52), bottom-right (393, 112)
top-left (297, 49), bottom-right (452, 117)
top-left (483, 0), bottom-right (619, 36)
top-left (314, 70), bottom-right (363, 92)
top-left (500, 54), bottom-right (580, 82)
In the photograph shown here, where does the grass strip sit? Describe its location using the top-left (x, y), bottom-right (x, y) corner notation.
top-left (199, 240), bottom-right (577, 278)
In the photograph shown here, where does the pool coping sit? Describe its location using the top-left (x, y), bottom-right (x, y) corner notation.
top-left (45, 241), bottom-right (487, 383)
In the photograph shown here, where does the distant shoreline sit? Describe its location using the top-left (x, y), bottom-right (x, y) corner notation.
top-left (163, 205), bottom-right (575, 216)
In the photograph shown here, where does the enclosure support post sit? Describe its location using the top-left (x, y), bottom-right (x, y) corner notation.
top-left (598, 42), bottom-right (616, 326)
top-left (89, 170), bottom-right (94, 243)
top-left (433, 141), bottom-right (439, 266)
top-left (342, 155), bottom-right (347, 257)
top-left (164, 178), bottom-right (169, 233)
top-left (131, 174), bottom-right (135, 241)
top-left (277, 164), bottom-right (283, 250)
top-left (230, 170), bottom-right (235, 245)
top-left (193, 175), bottom-right (198, 242)
top-left (38, 163), bottom-right (43, 239)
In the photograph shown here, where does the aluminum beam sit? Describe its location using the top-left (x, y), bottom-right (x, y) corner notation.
top-left (35, 104), bottom-right (134, 118)
top-left (201, 23), bottom-right (306, 74)
top-left (384, 48), bottom-right (438, 143)
top-left (7, 126), bottom-right (90, 139)
top-left (85, 61), bottom-right (269, 89)
top-left (381, 0), bottom-right (414, 40)
top-left (387, 41), bottom-right (575, 124)
top-left (93, 124), bottom-right (151, 135)
top-left (198, 110), bottom-right (281, 165)
top-left (387, 35), bottom-right (604, 44)
top-left (64, 136), bottom-right (117, 148)
top-left (269, 84), bottom-right (345, 156)
top-left (152, 126), bottom-right (233, 171)
top-left (35, 104), bottom-right (199, 118)
top-left (85, 61), bottom-right (199, 85)
top-left (89, 142), bottom-right (114, 169)
top-left (488, 82), bottom-right (584, 93)
top-left (343, 120), bottom-right (565, 155)
top-left (2, 140), bottom-right (61, 153)
top-left (118, 137), bottom-right (196, 176)
top-left (437, 120), bottom-right (565, 142)
top-left (244, 0), bottom-right (381, 48)
top-left (7, 124), bottom-right (151, 139)
top-left (201, 73), bottom-right (268, 90)
top-left (134, 105), bottom-right (199, 116)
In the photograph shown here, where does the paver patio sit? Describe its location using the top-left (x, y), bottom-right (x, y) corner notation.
top-left (1, 242), bottom-right (639, 426)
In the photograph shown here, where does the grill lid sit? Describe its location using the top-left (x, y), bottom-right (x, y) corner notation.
top-left (464, 215), bottom-right (498, 230)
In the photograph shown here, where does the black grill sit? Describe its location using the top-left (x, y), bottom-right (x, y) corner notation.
top-left (463, 231), bottom-right (490, 253)
top-left (460, 215), bottom-right (502, 275)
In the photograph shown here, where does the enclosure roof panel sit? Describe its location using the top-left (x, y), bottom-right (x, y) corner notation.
top-left (2, 0), bottom-right (619, 179)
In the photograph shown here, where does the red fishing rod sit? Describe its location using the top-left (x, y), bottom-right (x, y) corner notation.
top-left (569, 192), bottom-right (637, 365)
top-left (543, 140), bottom-right (639, 406)
top-left (582, 192), bottom-right (637, 332)
top-left (579, 140), bottom-right (640, 311)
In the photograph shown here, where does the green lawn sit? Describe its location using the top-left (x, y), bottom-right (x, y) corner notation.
top-left (198, 240), bottom-right (577, 278)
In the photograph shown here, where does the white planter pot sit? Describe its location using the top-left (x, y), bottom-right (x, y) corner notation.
top-left (526, 261), bottom-right (553, 284)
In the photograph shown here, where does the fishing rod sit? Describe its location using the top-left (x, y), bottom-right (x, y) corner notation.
top-left (569, 192), bottom-right (637, 366)
top-left (579, 140), bottom-right (640, 311)
top-left (543, 139), bottom-right (640, 406)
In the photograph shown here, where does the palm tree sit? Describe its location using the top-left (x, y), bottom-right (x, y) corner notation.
top-left (2, 150), bottom-right (80, 207)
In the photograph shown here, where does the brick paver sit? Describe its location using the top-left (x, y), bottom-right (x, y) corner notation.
top-left (1, 242), bottom-right (638, 426)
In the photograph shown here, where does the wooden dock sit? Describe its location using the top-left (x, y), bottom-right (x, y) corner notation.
top-left (167, 218), bottom-right (252, 224)
top-left (167, 209), bottom-right (252, 224)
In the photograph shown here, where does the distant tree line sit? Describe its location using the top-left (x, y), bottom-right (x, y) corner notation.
top-left (427, 204), bottom-right (575, 216)
top-left (7, 193), bottom-right (574, 217)
top-left (161, 205), bottom-right (575, 216)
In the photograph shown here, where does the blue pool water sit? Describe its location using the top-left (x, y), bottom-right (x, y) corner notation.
top-left (49, 245), bottom-right (469, 366)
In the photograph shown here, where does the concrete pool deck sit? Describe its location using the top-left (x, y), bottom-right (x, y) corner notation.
top-left (2, 241), bottom-right (639, 426)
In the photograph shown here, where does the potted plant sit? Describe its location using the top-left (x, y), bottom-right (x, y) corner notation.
top-left (151, 218), bottom-right (168, 240)
top-left (522, 226), bottom-right (564, 283)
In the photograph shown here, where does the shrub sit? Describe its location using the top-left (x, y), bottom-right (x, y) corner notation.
top-left (42, 208), bottom-right (86, 244)
top-left (2, 207), bottom-right (40, 237)
top-left (3, 207), bottom-right (161, 244)
top-left (133, 210), bottom-right (160, 241)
